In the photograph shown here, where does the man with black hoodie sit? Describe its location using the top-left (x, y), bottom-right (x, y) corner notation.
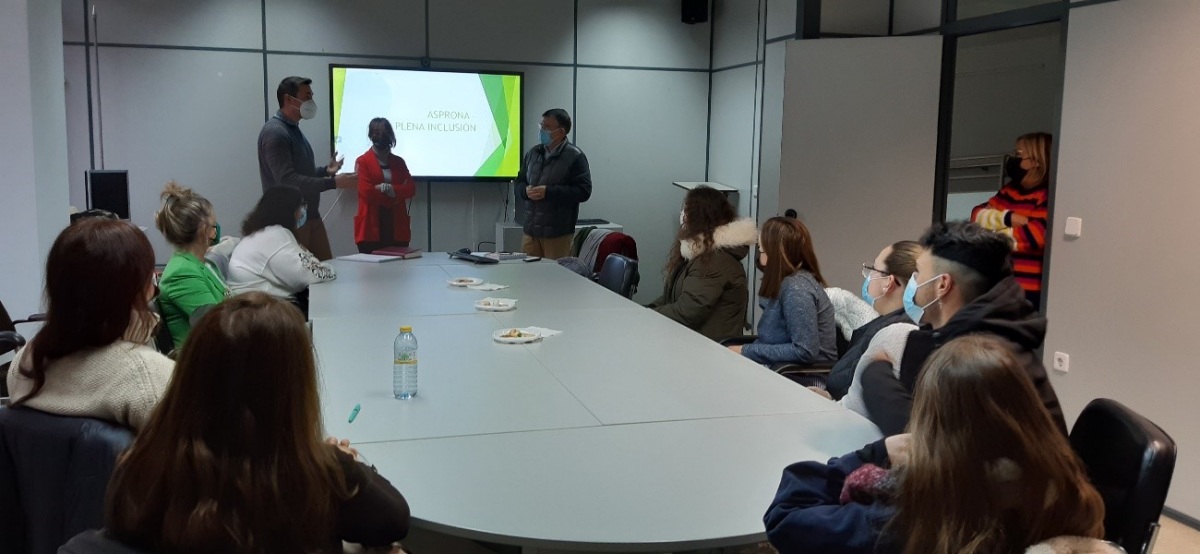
top-left (859, 221), bottom-right (1066, 436)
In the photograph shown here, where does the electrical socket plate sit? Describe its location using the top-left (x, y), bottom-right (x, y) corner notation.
top-left (1053, 352), bottom-right (1070, 373)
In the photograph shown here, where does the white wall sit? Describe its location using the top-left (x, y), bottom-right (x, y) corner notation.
top-left (710, 0), bottom-right (765, 219)
top-left (60, 0), bottom-right (713, 304)
top-left (822, 0), bottom-right (892, 35)
top-left (958, 0), bottom-right (1058, 20)
top-left (1, 0), bottom-right (70, 320)
top-left (1046, 0), bottom-right (1200, 519)
top-left (951, 23), bottom-right (1063, 161)
top-left (708, 0), bottom-right (797, 329)
top-left (892, 0), bottom-right (942, 34)
top-left (779, 37), bottom-right (942, 293)
top-left (757, 40), bottom-right (788, 222)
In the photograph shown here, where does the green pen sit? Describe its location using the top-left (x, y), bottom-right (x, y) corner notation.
top-left (348, 403), bottom-right (361, 423)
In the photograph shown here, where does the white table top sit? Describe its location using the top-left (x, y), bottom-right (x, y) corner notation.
top-left (316, 314), bottom-right (601, 444)
top-left (312, 255), bottom-right (881, 551)
top-left (492, 308), bottom-right (840, 425)
top-left (358, 410), bottom-right (881, 552)
top-left (309, 258), bottom-right (639, 319)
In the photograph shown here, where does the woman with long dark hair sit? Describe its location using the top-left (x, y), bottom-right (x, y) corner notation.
top-left (765, 334), bottom-right (1109, 554)
top-left (6, 219), bottom-right (172, 430)
top-left (354, 117), bottom-right (417, 253)
top-left (102, 292), bottom-right (409, 553)
top-left (729, 216), bottom-right (836, 366)
top-left (647, 186), bottom-right (757, 340)
top-left (227, 186), bottom-right (336, 313)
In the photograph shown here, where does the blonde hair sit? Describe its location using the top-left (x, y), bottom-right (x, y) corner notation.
top-left (154, 181), bottom-right (213, 248)
top-left (1017, 132), bottom-right (1053, 188)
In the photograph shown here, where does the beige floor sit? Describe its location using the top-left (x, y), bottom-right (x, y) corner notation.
top-left (1151, 516), bottom-right (1200, 554)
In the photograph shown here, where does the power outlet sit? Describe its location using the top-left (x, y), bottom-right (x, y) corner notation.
top-left (1053, 352), bottom-right (1070, 373)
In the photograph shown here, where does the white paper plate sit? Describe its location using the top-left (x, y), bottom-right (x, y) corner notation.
top-left (448, 277), bottom-right (484, 287)
top-left (492, 328), bottom-right (541, 344)
top-left (475, 298), bottom-right (517, 312)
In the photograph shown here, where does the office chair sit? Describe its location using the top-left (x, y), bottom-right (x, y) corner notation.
top-left (0, 407), bottom-right (134, 554)
top-left (720, 329), bottom-right (847, 388)
top-left (1, 300), bottom-right (45, 401)
top-left (151, 297), bottom-right (175, 356)
top-left (1070, 398), bottom-right (1177, 554)
top-left (597, 254), bottom-right (639, 298)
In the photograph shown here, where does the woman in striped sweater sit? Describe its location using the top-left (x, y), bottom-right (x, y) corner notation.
top-left (971, 132), bottom-right (1052, 310)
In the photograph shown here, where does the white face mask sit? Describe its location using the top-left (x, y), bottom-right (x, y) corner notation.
top-left (299, 99), bottom-right (318, 120)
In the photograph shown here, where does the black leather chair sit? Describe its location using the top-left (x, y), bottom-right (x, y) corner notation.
top-left (0, 407), bottom-right (134, 554)
top-left (596, 254), bottom-right (639, 299)
top-left (1070, 398), bottom-right (1177, 554)
top-left (719, 328), bottom-right (849, 388)
top-left (1, 300), bottom-right (46, 401)
top-left (151, 298), bottom-right (175, 356)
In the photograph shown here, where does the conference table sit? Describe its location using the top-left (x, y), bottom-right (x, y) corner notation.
top-left (310, 254), bottom-right (882, 553)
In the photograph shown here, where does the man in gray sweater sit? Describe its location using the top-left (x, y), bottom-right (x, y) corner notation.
top-left (257, 76), bottom-right (356, 260)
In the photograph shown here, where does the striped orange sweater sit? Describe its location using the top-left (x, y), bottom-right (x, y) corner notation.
top-left (971, 182), bottom-right (1048, 305)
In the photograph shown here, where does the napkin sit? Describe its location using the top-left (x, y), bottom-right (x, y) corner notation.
top-left (521, 326), bottom-right (562, 338)
top-left (468, 283), bottom-right (509, 291)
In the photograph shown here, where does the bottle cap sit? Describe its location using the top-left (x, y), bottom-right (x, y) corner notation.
top-left (399, 325), bottom-right (413, 333)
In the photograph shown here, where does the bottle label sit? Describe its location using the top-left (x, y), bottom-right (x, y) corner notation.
top-left (394, 356), bottom-right (417, 365)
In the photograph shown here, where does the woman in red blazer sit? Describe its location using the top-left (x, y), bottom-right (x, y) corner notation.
top-left (354, 118), bottom-right (417, 253)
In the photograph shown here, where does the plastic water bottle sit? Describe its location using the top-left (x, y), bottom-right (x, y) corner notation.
top-left (393, 326), bottom-right (418, 399)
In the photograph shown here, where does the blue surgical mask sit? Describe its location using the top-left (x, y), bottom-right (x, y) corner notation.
top-left (539, 129), bottom-right (553, 146)
top-left (210, 221), bottom-right (222, 246)
top-left (861, 276), bottom-right (886, 307)
top-left (902, 273), bottom-right (943, 325)
top-left (296, 206), bottom-right (308, 229)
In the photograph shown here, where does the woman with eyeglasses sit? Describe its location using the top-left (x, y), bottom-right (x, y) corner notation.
top-left (823, 241), bottom-right (922, 400)
top-left (227, 186), bottom-right (336, 315)
top-left (971, 132), bottom-right (1052, 310)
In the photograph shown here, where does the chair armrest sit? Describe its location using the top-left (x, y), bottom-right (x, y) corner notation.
top-left (718, 335), bottom-right (758, 347)
top-left (0, 330), bottom-right (26, 355)
top-left (771, 362), bottom-right (835, 375)
top-left (13, 313), bottom-right (46, 325)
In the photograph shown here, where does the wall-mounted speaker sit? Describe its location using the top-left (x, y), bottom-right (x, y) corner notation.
top-left (86, 170), bottom-right (130, 220)
top-left (682, 0), bottom-right (708, 24)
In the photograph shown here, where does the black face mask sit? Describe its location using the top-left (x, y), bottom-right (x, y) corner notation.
top-left (1005, 156), bottom-right (1028, 184)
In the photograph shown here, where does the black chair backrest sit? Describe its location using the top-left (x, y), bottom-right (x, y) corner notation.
top-left (0, 407), bottom-right (134, 554)
top-left (0, 299), bottom-right (17, 335)
top-left (58, 530), bottom-right (150, 554)
top-left (834, 326), bottom-right (850, 358)
top-left (151, 298), bottom-right (174, 356)
top-left (1070, 398), bottom-right (1176, 554)
top-left (597, 254), bottom-right (639, 298)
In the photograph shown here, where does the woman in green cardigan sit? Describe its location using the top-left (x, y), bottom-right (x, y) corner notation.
top-left (154, 182), bottom-right (230, 348)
